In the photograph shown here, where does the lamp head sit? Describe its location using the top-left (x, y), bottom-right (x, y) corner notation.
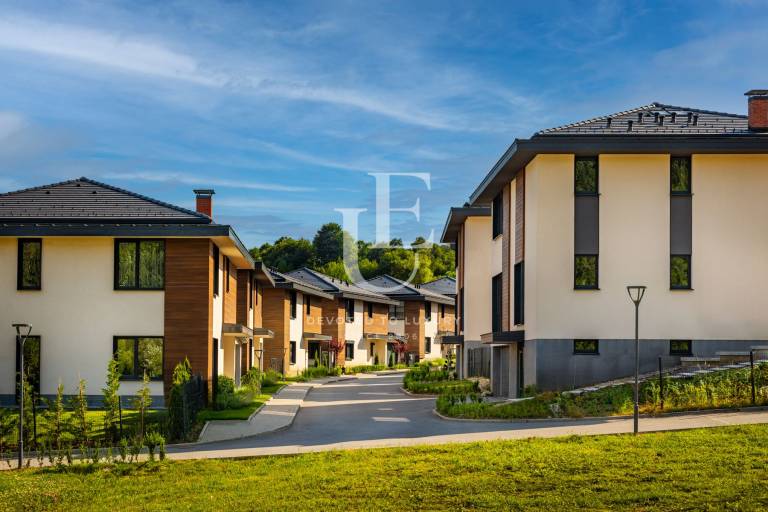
top-left (12, 323), bottom-right (32, 337)
top-left (626, 286), bottom-right (647, 305)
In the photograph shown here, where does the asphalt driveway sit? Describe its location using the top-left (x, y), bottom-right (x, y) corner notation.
top-left (167, 372), bottom-right (768, 460)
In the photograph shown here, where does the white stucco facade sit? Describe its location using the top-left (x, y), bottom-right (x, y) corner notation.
top-left (423, 302), bottom-right (441, 359)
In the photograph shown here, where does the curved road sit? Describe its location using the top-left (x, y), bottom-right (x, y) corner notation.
top-left (168, 372), bottom-right (768, 460)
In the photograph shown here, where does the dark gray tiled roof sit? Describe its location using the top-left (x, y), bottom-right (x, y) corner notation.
top-left (420, 276), bottom-right (456, 297)
top-left (286, 267), bottom-right (395, 304)
top-left (366, 275), bottom-right (454, 305)
top-left (536, 103), bottom-right (749, 136)
top-left (0, 177), bottom-right (210, 223)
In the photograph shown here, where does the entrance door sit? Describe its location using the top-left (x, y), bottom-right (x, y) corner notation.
top-left (308, 341), bottom-right (321, 366)
top-left (16, 335), bottom-right (41, 404)
top-left (492, 346), bottom-right (510, 397)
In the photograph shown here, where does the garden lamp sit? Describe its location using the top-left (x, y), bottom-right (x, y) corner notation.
top-left (626, 286), bottom-right (646, 435)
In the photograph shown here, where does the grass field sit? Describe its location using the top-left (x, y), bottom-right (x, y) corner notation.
top-left (2, 424), bottom-right (768, 510)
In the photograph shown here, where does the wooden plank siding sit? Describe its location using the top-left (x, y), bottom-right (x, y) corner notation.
top-left (363, 302), bottom-right (389, 335)
top-left (163, 239), bottom-right (213, 399)
top-left (262, 287), bottom-right (290, 373)
top-left (321, 298), bottom-right (346, 365)
top-left (303, 293), bottom-right (324, 334)
top-left (236, 269), bottom-right (252, 327)
top-left (223, 257), bottom-right (238, 324)
top-left (439, 305), bottom-right (456, 334)
top-left (404, 301), bottom-right (425, 358)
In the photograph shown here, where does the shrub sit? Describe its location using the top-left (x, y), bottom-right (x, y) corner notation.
top-left (262, 369), bottom-right (283, 387)
top-left (144, 431), bottom-right (165, 462)
top-left (69, 379), bottom-right (89, 446)
top-left (345, 365), bottom-right (386, 374)
top-left (102, 358), bottom-right (122, 444)
top-left (241, 368), bottom-right (262, 392)
top-left (405, 380), bottom-right (478, 395)
top-left (133, 372), bottom-right (153, 438)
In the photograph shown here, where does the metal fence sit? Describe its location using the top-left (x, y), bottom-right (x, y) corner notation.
top-left (467, 347), bottom-right (491, 378)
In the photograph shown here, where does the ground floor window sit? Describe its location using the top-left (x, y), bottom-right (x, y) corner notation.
top-left (345, 341), bottom-right (355, 360)
top-left (289, 341), bottom-right (297, 365)
top-left (113, 336), bottom-right (163, 380)
top-left (573, 339), bottom-right (599, 355)
top-left (16, 335), bottom-right (41, 403)
top-left (670, 340), bottom-right (693, 356)
top-left (425, 337), bottom-right (432, 353)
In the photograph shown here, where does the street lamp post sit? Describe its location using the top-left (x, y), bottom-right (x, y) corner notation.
top-left (626, 287), bottom-right (646, 435)
top-left (12, 323), bottom-right (32, 469)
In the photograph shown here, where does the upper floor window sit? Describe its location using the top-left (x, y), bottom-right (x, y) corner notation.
top-left (424, 301), bottom-right (432, 321)
top-left (670, 156), bottom-right (692, 195)
top-left (17, 239), bottom-right (42, 290)
top-left (306, 295), bottom-right (311, 314)
top-left (574, 255), bottom-right (598, 289)
top-left (670, 255), bottom-right (691, 289)
top-left (113, 336), bottom-right (163, 380)
top-left (367, 302), bottom-right (373, 318)
top-left (212, 245), bottom-right (219, 296)
top-left (289, 291), bottom-right (298, 319)
top-left (115, 240), bottom-right (165, 290)
top-left (575, 156), bottom-right (598, 195)
top-left (491, 274), bottom-right (502, 333)
top-left (492, 192), bottom-right (503, 238)
top-left (225, 257), bottom-right (230, 292)
top-left (345, 299), bottom-right (355, 323)
top-left (389, 303), bottom-right (404, 320)
top-left (440, 303), bottom-right (445, 318)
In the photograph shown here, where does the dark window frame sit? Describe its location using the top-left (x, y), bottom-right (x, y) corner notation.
top-left (440, 303), bottom-right (445, 318)
top-left (574, 254), bottom-right (599, 290)
top-left (670, 156), bottom-right (692, 196)
top-left (17, 238), bottom-right (42, 291)
top-left (306, 295), bottom-right (311, 315)
top-left (670, 340), bottom-right (693, 356)
top-left (492, 192), bottom-right (503, 238)
top-left (491, 273), bottom-right (502, 333)
top-left (345, 299), bottom-right (355, 323)
top-left (289, 341), bottom-right (297, 365)
top-left (574, 156), bottom-right (599, 196)
top-left (289, 291), bottom-right (298, 319)
top-left (514, 261), bottom-right (524, 325)
top-left (670, 254), bottom-right (692, 290)
top-left (425, 336), bottom-right (432, 353)
top-left (16, 335), bottom-right (41, 402)
top-left (114, 239), bottom-right (166, 291)
top-left (573, 339), bottom-right (599, 355)
top-left (248, 277), bottom-right (253, 310)
top-left (212, 245), bottom-right (220, 296)
top-left (112, 335), bottom-right (164, 381)
top-left (425, 301), bottom-right (432, 321)
top-left (345, 341), bottom-right (355, 360)
top-left (225, 257), bottom-right (230, 293)
top-left (367, 302), bottom-right (373, 319)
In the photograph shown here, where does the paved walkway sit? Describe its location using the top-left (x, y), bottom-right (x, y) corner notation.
top-left (167, 373), bottom-right (768, 461)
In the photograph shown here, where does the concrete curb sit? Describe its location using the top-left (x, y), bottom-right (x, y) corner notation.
top-left (432, 404), bottom-right (768, 424)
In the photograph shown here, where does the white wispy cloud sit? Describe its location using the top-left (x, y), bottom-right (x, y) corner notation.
top-left (102, 171), bottom-right (313, 192)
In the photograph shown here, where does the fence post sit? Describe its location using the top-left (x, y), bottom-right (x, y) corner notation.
top-left (750, 350), bottom-right (756, 405)
top-left (658, 356), bottom-right (664, 410)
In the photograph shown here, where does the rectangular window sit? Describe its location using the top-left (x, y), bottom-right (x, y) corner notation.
top-left (670, 340), bottom-right (693, 356)
top-left (113, 336), bottom-right (163, 380)
top-left (345, 299), bottom-right (355, 323)
top-left (425, 301), bottom-right (432, 321)
top-left (574, 255), bottom-right (598, 289)
top-left (440, 303), bottom-right (445, 318)
top-left (492, 192), bottom-right (503, 238)
top-left (491, 273), bottom-right (502, 333)
top-left (16, 335), bottom-right (41, 402)
top-left (425, 337), bottom-right (432, 353)
top-left (514, 262), bottom-right (524, 325)
top-left (575, 157), bottom-right (598, 195)
top-left (670, 156), bottom-right (692, 195)
top-left (17, 239), bottom-right (42, 290)
top-left (367, 302), bottom-right (373, 318)
top-left (289, 341), bottom-right (297, 365)
top-left (225, 258), bottom-right (230, 292)
top-left (345, 341), bottom-right (355, 360)
top-left (370, 344), bottom-right (375, 358)
top-left (212, 245), bottom-right (219, 296)
top-left (670, 255), bottom-right (691, 289)
top-left (459, 287), bottom-right (464, 332)
top-left (306, 295), bottom-right (311, 315)
top-left (248, 278), bottom-right (253, 310)
top-left (115, 240), bottom-right (165, 290)
top-left (388, 303), bottom-right (404, 320)
top-left (573, 339), bottom-right (599, 355)
top-left (290, 291), bottom-right (297, 319)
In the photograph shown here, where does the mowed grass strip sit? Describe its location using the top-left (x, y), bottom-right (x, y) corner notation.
top-left (2, 424), bottom-right (768, 511)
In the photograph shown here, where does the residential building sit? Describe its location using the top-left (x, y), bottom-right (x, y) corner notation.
top-left (366, 275), bottom-right (455, 362)
top-left (261, 269), bottom-right (334, 376)
top-left (0, 178), bottom-right (272, 406)
top-left (442, 90), bottom-right (768, 396)
top-left (284, 267), bottom-right (399, 367)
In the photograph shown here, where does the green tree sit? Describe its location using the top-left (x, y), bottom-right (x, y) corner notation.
top-left (259, 237), bottom-right (314, 272)
top-left (313, 223), bottom-right (343, 265)
top-left (46, 381), bottom-right (66, 449)
top-left (134, 371), bottom-right (152, 440)
top-left (389, 238), bottom-right (403, 247)
top-left (69, 379), bottom-right (89, 446)
top-left (102, 358), bottom-right (121, 444)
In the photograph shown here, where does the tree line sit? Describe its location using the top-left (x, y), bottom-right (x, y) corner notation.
top-left (249, 223), bottom-right (455, 284)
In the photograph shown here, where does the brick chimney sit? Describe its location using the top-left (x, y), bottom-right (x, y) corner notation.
top-left (193, 189), bottom-right (215, 218)
top-left (746, 90), bottom-right (768, 131)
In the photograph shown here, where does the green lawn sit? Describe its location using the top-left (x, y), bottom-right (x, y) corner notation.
top-left (196, 383), bottom-right (284, 422)
top-left (2, 424), bottom-right (768, 510)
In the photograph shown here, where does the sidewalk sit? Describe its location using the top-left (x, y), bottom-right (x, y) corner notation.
top-left (196, 376), bottom-right (352, 443)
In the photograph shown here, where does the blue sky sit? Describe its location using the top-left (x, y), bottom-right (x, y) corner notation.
top-left (0, 0), bottom-right (766, 247)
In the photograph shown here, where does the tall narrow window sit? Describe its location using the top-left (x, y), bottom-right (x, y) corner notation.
top-left (16, 335), bottom-right (41, 402)
top-left (459, 287), bottom-right (464, 332)
top-left (440, 304), bottom-right (445, 318)
top-left (115, 240), bottom-right (165, 290)
top-left (345, 341), bottom-right (355, 360)
top-left (425, 337), bottom-right (432, 353)
top-left (289, 341), bottom-right (297, 365)
top-left (306, 295), bottom-right (311, 315)
top-left (424, 301), bottom-right (432, 321)
top-left (367, 302), bottom-right (373, 318)
top-left (491, 273), bottom-right (502, 333)
top-left (212, 245), bottom-right (219, 296)
top-left (513, 262), bottom-right (524, 325)
top-left (492, 192), bottom-right (503, 238)
top-left (574, 156), bottom-right (599, 289)
top-left (225, 258), bottom-right (230, 292)
top-left (17, 239), bottom-right (42, 290)
top-left (345, 299), bottom-right (355, 323)
top-left (670, 156), bottom-right (692, 290)
top-left (289, 291), bottom-right (297, 319)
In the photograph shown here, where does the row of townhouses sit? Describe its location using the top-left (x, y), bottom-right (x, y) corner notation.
top-left (442, 89), bottom-right (768, 397)
top-left (0, 179), bottom-right (455, 406)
